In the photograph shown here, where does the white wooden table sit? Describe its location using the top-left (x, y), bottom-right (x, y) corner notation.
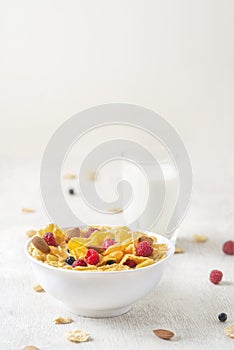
top-left (1, 160), bottom-right (233, 350)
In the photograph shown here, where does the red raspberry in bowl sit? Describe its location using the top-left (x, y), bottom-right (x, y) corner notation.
top-left (72, 259), bottom-right (87, 267)
top-left (209, 269), bottom-right (223, 284)
top-left (222, 241), bottom-right (234, 255)
top-left (136, 241), bottom-right (153, 257)
top-left (102, 238), bottom-right (115, 250)
top-left (85, 227), bottom-right (100, 238)
top-left (124, 259), bottom-right (137, 268)
top-left (43, 232), bottom-right (57, 247)
top-left (85, 249), bottom-right (100, 265)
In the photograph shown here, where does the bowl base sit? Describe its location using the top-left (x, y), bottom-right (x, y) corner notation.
top-left (67, 304), bottom-right (133, 318)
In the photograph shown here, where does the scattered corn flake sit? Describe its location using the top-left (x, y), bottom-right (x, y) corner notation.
top-left (63, 173), bottom-right (77, 179)
top-left (26, 230), bottom-right (37, 238)
top-left (66, 329), bottom-right (90, 343)
top-left (23, 346), bottom-right (39, 350)
top-left (193, 234), bottom-right (207, 243)
top-left (22, 208), bottom-right (35, 213)
top-left (108, 208), bottom-right (123, 213)
top-left (175, 246), bottom-right (184, 254)
top-left (54, 317), bottom-right (73, 324)
top-left (224, 324), bottom-right (234, 338)
top-left (32, 284), bottom-right (45, 292)
top-left (87, 171), bottom-right (97, 181)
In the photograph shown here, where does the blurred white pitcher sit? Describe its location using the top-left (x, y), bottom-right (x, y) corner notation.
top-left (121, 159), bottom-right (179, 243)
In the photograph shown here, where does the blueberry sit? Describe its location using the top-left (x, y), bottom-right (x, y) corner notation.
top-left (69, 188), bottom-right (75, 195)
top-left (218, 313), bottom-right (227, 322)
top-left (106, 260), bottom-right (115, 265)
top-left (65, 256), bottom-right (76, 265)
top-left (67, 249), bottom-right (70, 254)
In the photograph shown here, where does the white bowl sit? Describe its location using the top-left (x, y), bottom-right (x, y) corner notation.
top-left (25, 232), bottom-right (175, 318)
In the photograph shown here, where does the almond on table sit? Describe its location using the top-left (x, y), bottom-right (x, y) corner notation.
top-left (153, 329), bottom-right (174, 340)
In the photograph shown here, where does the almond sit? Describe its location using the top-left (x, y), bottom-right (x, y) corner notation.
top-left (87, 245), bottom-right (105, 253)
top-left (32, 236), bottom-right (50, 254)
top-left (65, 228), bottom-right (81, 243)
top-left (153, 329), bottom-right (174, 340)
top-left (138, 236), bottom-right (154, 246)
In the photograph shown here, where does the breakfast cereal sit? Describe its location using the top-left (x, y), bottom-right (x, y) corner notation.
top-left (28, 224), bottom-right (168, 271)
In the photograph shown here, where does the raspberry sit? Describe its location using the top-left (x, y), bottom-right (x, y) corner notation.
top-left (136, 241), bottom-right (153, 257)
top-left (222, 241), bottom-right (234, 255)
top-left (43, 232), bottom-right (57, 247)
top-left (85, 227), bottom-right (100, 238)
top-left (124, 259), bottom-right (137, 268)
top-left (72, 259), bottom-right (87, 267)
top-left (102, 238), bottom-right (115, 250)
top-left (209, 269), bottom-right (223, 284)
top-left (85, 249), bottom-right (100, 265)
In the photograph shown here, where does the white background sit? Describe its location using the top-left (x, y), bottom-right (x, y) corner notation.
top-left (1, 0), bottom-right (234, 180)
top-left (0, 2), bottom-right (234, 349)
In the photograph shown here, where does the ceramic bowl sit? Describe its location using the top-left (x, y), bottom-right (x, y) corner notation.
top-left (25, 232), bottom-right (174, 318)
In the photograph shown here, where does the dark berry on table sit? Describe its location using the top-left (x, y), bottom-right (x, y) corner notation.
top-left (65, 256), bottom-right (76, 265)
top-left (106, 260), bottom-right (116, 265)
top-left (69, 188), bottom-right (75, 195)
top-left (218, 313), bottom-right (227, 322)
top-left (124, 259), bottom-right (137, 268)
top-left (43, 232), bottom-right (57, 247)
top-left (72, 259), bottom-right (87, 267)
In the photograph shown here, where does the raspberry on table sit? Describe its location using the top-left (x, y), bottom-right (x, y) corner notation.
top-left (43, 232), bottom-right (57, 247)
top-left (222, 241), bottom-right (234, 255)
top-left (209, 269), bottom-right (223, 284)
top-left (72, 259), bottom-right (87, 267)
top-left (136, 241), bottom-right (153, 257)
top-left (124, 259), bottom-right (137, 268)
top-left (102, 238), bottom-right (115, 250)
top-left (85, 249), bottom-right (100, 265)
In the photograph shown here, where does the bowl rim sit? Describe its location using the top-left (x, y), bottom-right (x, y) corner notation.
top-left (24, 230), bottom-right (175, 275)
